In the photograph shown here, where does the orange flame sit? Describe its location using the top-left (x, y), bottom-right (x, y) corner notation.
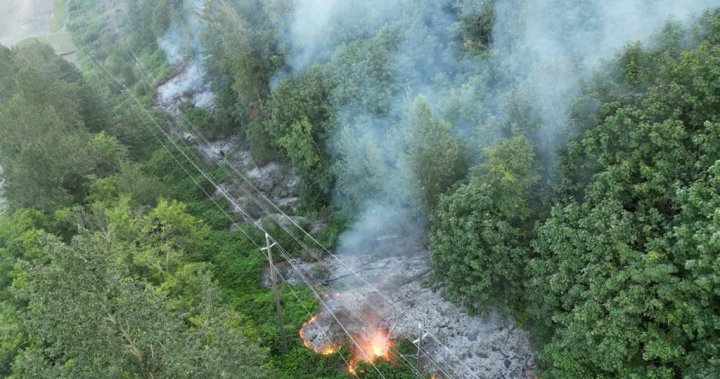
top-left (299, 314), bottom-right (396, 374)
top-left (319, 344), bottom-right (341, 355)
top-left (299, 316), bottom-right (341, 356)
top-left (348, 328), bottom-right (395, 373)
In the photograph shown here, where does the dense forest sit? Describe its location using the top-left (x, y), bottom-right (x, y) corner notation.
top-left (1, 0), bottom-right (719, 378)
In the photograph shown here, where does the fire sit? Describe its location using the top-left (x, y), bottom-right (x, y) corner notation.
top-left (356, 329), bottom-right (393, 361)
top-left (299, 312), bottom-right (396, 375)
top-left (299, 316), bottom-right (341, 355)
top-left (348, 328), bottom-right (395, 374)
top-left (319, 344), bottom-right (341, 355)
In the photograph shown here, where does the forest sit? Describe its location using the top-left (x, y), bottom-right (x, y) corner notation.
top-left (0, 0), bottom-right (719, 378)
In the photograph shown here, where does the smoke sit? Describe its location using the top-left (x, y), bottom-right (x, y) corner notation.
top-left (285, 0), bottom-right (465, 255)
top-left (491, 0), bottom-right (720, 145)
top-left (157, 0), bottom-right (205, 64)
top-left (156, 60), bottom-right (214, 109)
top-left (156, 0), bottom-right (215, 110)
top-left (285, 0), bottom-right (340, 72)
top-left (277, 0), bottom-right (719, 261)
top-left (157, 23), bottom-right (185, 65)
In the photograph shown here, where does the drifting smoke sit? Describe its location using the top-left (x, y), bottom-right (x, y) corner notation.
top-left (156, 0), bottom-right (215, 110)
top-left (157, 23), bottom-right (186, 66)
top-left (157, 0), bottom-right (205, 64)
top-left (156, 61), bottom-right (215, 109)
top-left (285, 0), bottom-right (412, 73)
top-left (284, 0), bottom-right (464, 256)
top-left (281, 0), bottom-right (720, 259)
top-left (285, 0), bottom-right (339, 72)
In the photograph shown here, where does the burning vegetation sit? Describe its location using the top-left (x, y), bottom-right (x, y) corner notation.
top-left (347, 327), bottom-right (395, 374)
top-left (299, 315), bottom-right (341, 355)
top-left (299, 305), bottom-right (397, 375)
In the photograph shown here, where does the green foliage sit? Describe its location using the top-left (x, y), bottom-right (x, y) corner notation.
top-left (100, 197), bottom-right (210, 284)
top-left (12, 232), bottom-right (273, 378)
top-left (529, 193), bottom-right (718, 377)
top-left (525, 10), bottom-right (720, 376)
top-left (0, 303), bottom-right (22, 377)
top-left (9, 2), bottom-right (720, 378)
top-left (87, 131), bottom-right (129, 176)
top-left (206, 227), bottom-right (355, 377)
top-left (142, 144), bottom-right (217, 202)
top-left (0, 42), bottom-right (119, 211)
top-left (0, 45), bottom-right (17, 102)
top-left (202, 0), bottom-right (287, 131)
top-left (270, 345), bottom-right (347, 379)
top-left (430, 181), bottom-right (525, 311)
top-left (0, 5), bottom-right (423, 378)
top-left (530, 201), bottom-right (647, 376)
top-left (182, 106), bottom-right (227, 139)
top-left (455, 0), bottom-right (495, 56)
top-left (268, 67), bottom-right (336, 208)
top-left (327, 27), bottom-right (400, 116)
top-left (68, 0), bottom-right (174, 97)
top-left (0, 209), bottom-right (50, 376)
top-left (407, 97), bottom-right (469, 209)
top-left (429, 134), bottom-right (538, 311)
top-left (477, 135), bottom-right (539, 220)
top-left (88, 162), bottom-right (167, 207)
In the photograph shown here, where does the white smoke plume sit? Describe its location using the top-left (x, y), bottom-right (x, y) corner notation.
top-left (156, 0), bottom-right (215, 110)
top-left (157, 0), bottom-right (205, 63)
top-left (156, 60), bottom-right (215, 109)
top-left (492, 0), bottom-right (720, 144)
top-left (268, 3), bottom-right (720, 375)
top-left (286, 0), bottom-right (340, 72)
top-left (279, 0), bottom-right (720, 260)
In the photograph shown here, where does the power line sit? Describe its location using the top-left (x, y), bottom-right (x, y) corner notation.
top-left (262, 245), bottom-right (361, 379)
top-left (123, 2), bottom-right (472, 375)
top-left (69, 1), bottom-right (477, 377)
top-left (108, 12), bottom-right (427, 377)
top-left (67, 2), bottom-right (391, 377)
top-left (110, 26), bottom-right (399, 379)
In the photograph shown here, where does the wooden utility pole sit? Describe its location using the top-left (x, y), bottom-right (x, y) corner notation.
top-left (416, 323), bottom-right (424, 373)
top-left (263, 233), bottom-right (288, 352)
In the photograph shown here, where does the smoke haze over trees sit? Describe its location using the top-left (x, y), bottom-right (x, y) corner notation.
top-left (0, 0), bottom-right (719, 377)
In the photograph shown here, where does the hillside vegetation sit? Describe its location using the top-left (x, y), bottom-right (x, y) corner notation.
top-left (0, 0), bottom-right (718, 378)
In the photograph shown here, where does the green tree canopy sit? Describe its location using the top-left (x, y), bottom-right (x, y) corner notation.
top-left (406, 97), bottom-right (469, 209)
top-left (12, 231), bottom-right (273, 378)
top-left (430, 134), bottom-right (537, 311)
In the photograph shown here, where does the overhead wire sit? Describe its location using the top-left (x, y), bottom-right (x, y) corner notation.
top-left (110, 18), bottom-right (418, 379)
top-left (112, 1), bottom-right (472, 376)
top-left (68, 1), bottom-right (389, 377)
top-left (106, 8), bottom-right (428, 377)
top-left (123, 31), bottom-right (452, 375)
top-left (70, 1), bottom-right (477, 377)
top-left (261, 247), bottom-right (360, 379)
